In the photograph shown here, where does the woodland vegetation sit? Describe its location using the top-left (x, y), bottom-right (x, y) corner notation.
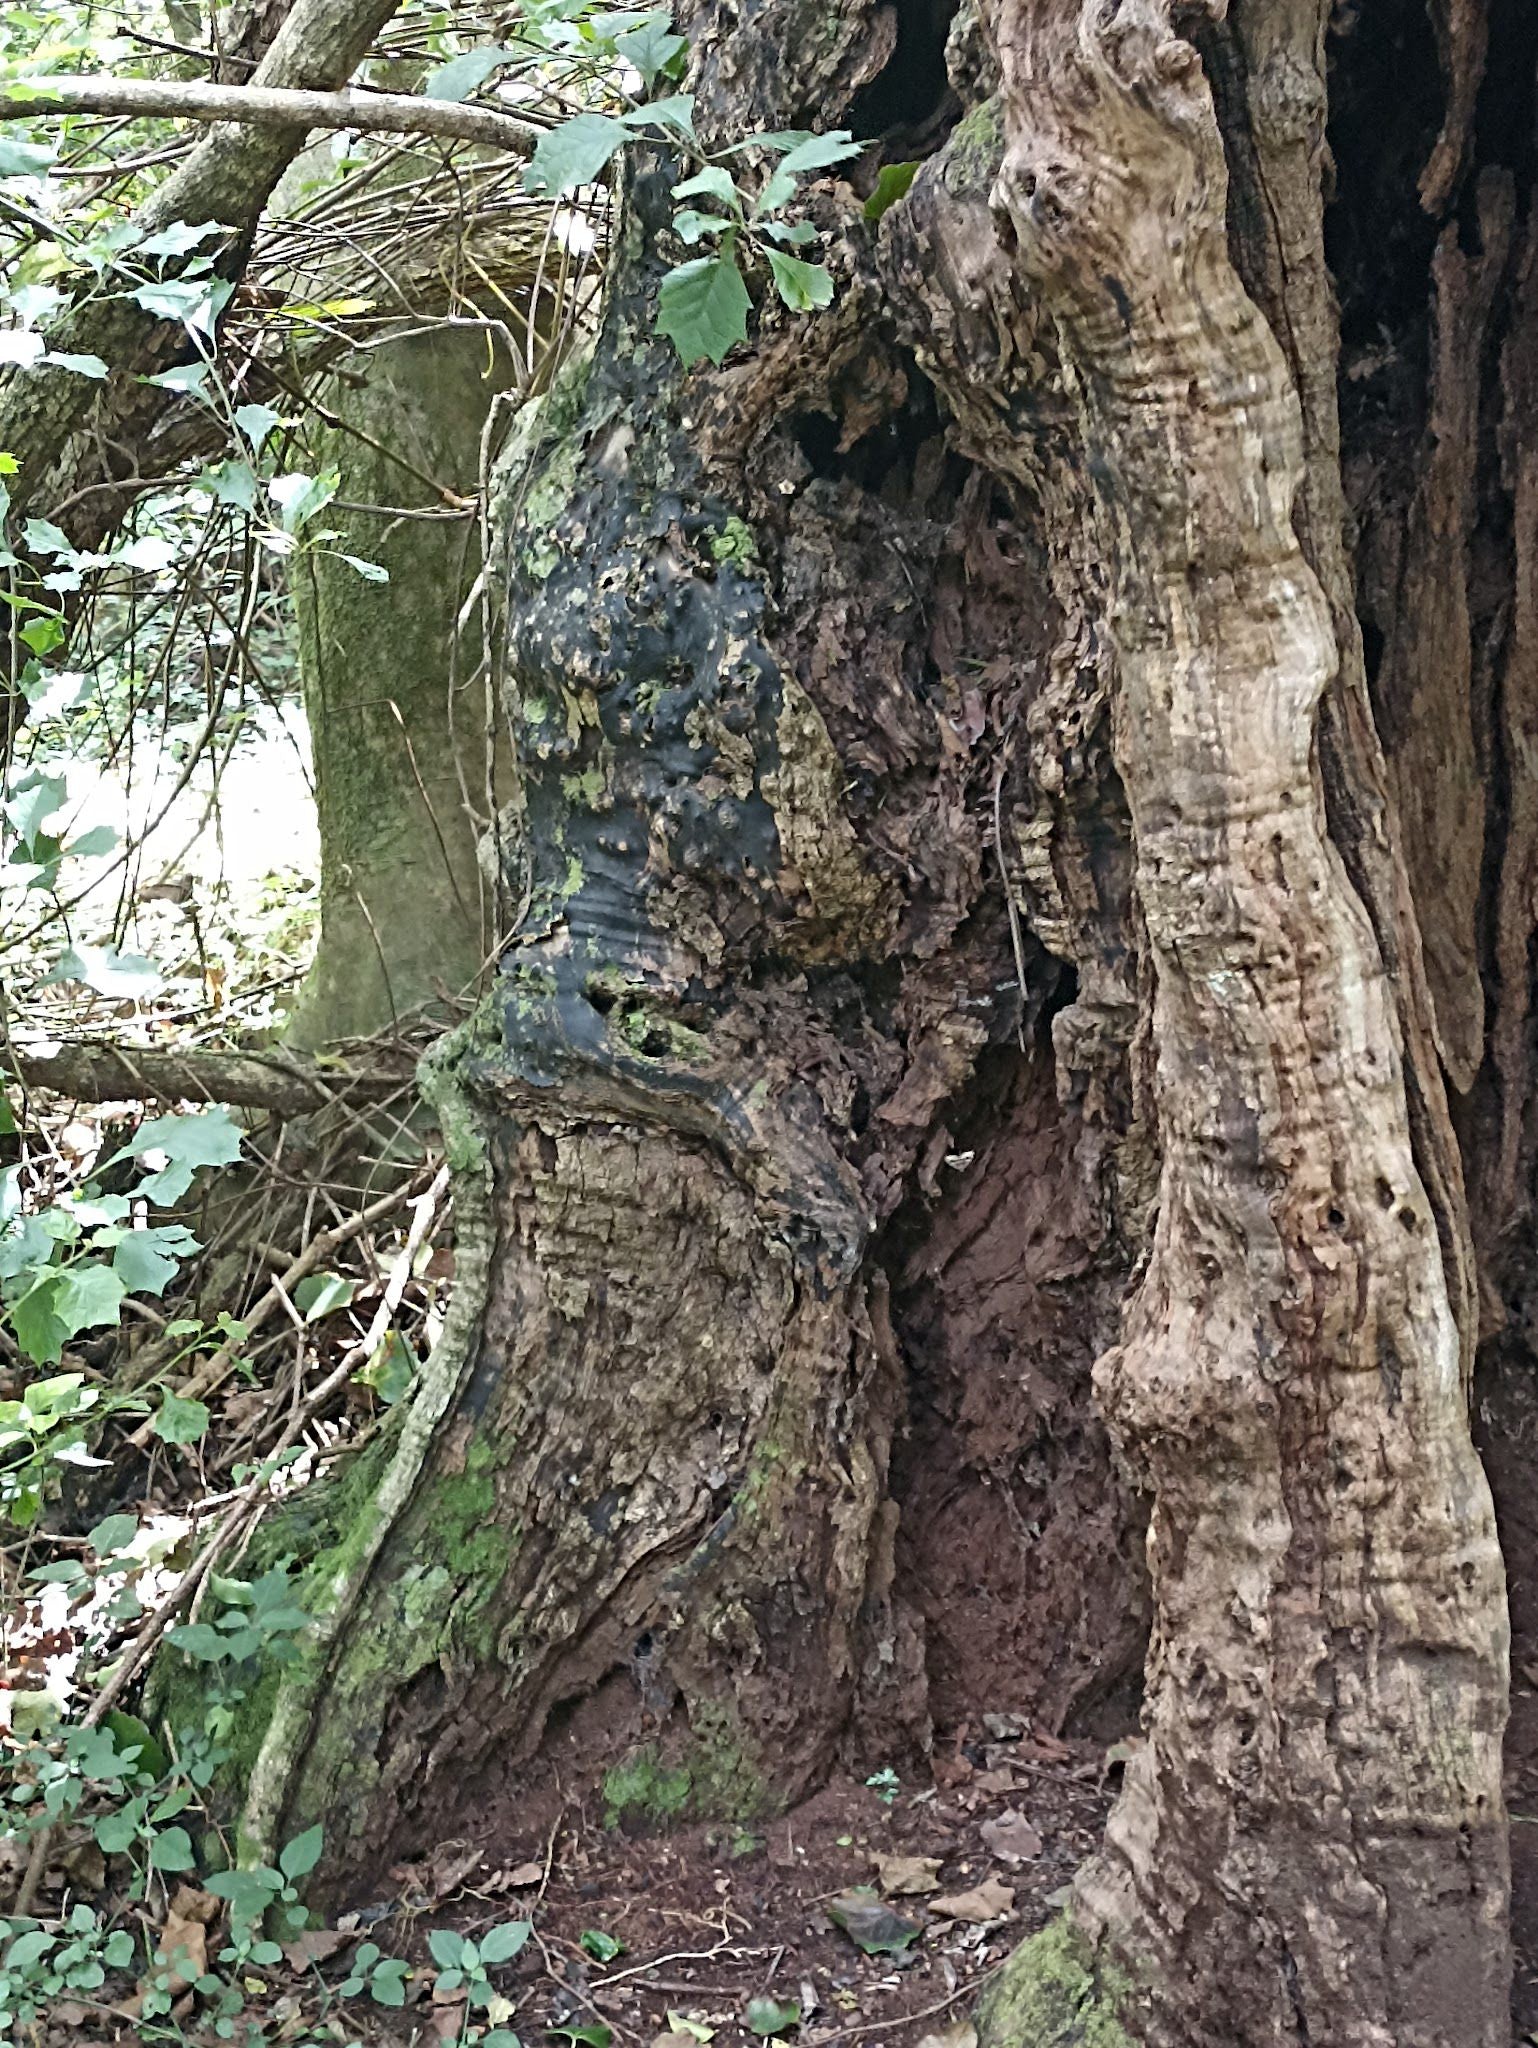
top-left (0, 2), bottom-right (1535, 2046)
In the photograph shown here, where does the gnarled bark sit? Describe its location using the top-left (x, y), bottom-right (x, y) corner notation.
top-left (973, 5), bottom-right (1509, 2044)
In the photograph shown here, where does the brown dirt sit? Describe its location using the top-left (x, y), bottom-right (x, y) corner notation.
top-left (350, 1727), bottom-right (1115, 2048)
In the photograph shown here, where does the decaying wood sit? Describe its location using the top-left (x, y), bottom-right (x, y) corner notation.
top-left (971, 4), bottom-right (1509, 2043)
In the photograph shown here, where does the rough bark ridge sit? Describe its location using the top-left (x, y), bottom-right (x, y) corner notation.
top-left (975, 3), bottom-right (1509, 2044)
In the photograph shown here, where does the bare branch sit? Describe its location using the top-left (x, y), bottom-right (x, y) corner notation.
top-left (4, 76), bottom-right (541, 158)
top-left (2, 1036), bottom-right (408, 1115)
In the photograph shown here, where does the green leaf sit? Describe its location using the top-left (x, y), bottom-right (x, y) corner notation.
top-left (149, 1826), bottom-right (196, 1873)
top-left (775, 130), bottom-right (864, 176)
top-left (765, 251), bottom-right (834, 313)
top-left (201, 459), bottom-right (259, 512)
top-left (293, 1272), bottom-right (355, 1322)
top-left (113, 1107), bottom-right (243, 1205)
top-left (278, 1825), bottom-right (323, 1880)
top-left (45, 351), bottom-right (108, 379)
top-left (863, 160), bottom-right (918, 221)
top-left (0, 138), bottom-right (54, 179)
top-left (619, 92), bottom-right (694, 138)
top-left (66, 824), bottom-right (118, 857)
top-left (370, 1957), bottom-right (409, 2005)
top-left (672, 165), bottom-right (738, 212)
top-left (481, 1920), bottom-right (533, 1964)
top-left (6, 771), bottom-right (66, 846)
top-left (7, 1278), bottom-right (66, 1364)
top-left (152, 1392), bottom-right (210, 1446)
top-left (104, 1711), bottom-right (166, 1781)
top-left (424, 45), bottom-right (516, 99)
top-left (168, 1621), bottom-right (228, 1662)
top-left (672, 210), bottom-right (734, 245)
top-left (0, 1096), bottom-right (12, 1137)
top-left (548, 2026), bottom-right (611, 2048)
top-left (428, 1928), bottom-right (464, 1971)
top-left (656, 252), bottom-right (750, 365)
top-left (89, 1513), bottom-right (139, 1556)
top-left (52, 1262), bottom-right (127, 1339)
top-left (94, 1808), bottom-right (140, 1855)
top-left (339, 553), bottom-right (389, 583)
top-left (113, 1224), bottom-right (199, 1297)
top-left (137, 221), bottom-right (222, 259)
top-left (204, 1868), bottom-right (283, 1924)
top-left (233, 402), bottom-right (283, 452)
top-left (268, 469), bottom-right (339, 535)
top-left (45, 943), bottom-right (163, 999)
top-left (615, 20), bottom-right (687, 82)
top-left (745, 1998), bottom-right (801, 2038)
top-left (524, 113), bottom-right (629, 199)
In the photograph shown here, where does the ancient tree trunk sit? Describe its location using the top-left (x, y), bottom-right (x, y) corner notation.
top-left (226, 0), bottom-right (1145, 1879)
top-left (972, 5), bottom-right (1509, 2045)
top-left (286, 327), bottom-right (512, 1049)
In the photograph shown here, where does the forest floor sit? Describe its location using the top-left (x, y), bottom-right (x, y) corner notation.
top-left (323, 1731), bottom-right (1115, 2048)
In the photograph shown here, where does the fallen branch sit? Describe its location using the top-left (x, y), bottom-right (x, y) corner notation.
top-left (4, 76), bottom-right (542, 158)
top-left (2, 1037), bottom-right (409, 1115)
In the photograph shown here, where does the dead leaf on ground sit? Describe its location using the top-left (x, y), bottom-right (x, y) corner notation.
top-left (653, 2035), bottom-right (701, 2048)
top-left (916, 2025), bottom-right (978, 2048)
top-left (930, 1878), bottom-right (1015, 1924)
top-left (875, 1852), bottom-right (943, 1896)
top-left (151, 1884), bottom-right (218, 1995)
top-left (932, 1754), bottom-right (973, 1791)
top-left (282, 1927), bottom-right (351, 1969)
top-left (488, 1859), bottom-right (545, 1889)
top-left (980, 1810), bottom-right (1043, 1864)
top-left (973, 1768), bottom-right (1016, 1795)
top-left (827, 1887), bottom-right (924, 1955)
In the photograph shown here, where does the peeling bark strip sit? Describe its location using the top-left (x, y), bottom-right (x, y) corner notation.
top-left (979, 3), bottom-right (1510, 2043)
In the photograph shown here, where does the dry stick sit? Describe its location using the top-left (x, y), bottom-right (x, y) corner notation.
top-left (2, 77), bottom-right (542, 159)
top-left (124, 1167), bottom-right (432, 1435)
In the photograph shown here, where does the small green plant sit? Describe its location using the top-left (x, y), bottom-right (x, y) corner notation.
top-left (0, 1906), bottom-right (135, 2034)
top-left (865, 1766), bottom-right (900, 1806)
top-left (337, 1939), bottom-right (413, 2008)
top-left (427, 1917), bottom-right (531, 2039)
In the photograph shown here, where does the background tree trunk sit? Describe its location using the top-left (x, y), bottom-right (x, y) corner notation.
top-left (285, 326), bottom-right (512, 1050)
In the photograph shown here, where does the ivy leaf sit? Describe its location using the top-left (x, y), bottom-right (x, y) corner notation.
top-left (5, 771), bottom-right (66, 847)
top-left (0, 138), bottom-right (55, 179)
top-left (614, 20), bottom-right (687, 83)
top-left (113, 1223), bottom-right (200, 1297)
top-left (370, 1958), bottom-right (409, 2005)
top-left (864, 160), bottom-right (919, 222)
top-left (233, 401), bottom-right (283, 452)
top-left (428, 1928), bottom-right (465, 1971)
top-left (136, 220), bottom-right (222, 259)
top-left (672, 165), bottom-right (738, 212)
top-left (656, 251), bottom-right (750, 365)
top-left (765, 250), bottom-right (834, 313)
top-left (152, 1392), bottom-right (211, 1446)
top-left (52, 1262), bottom-right (127, 1338)
top-left (579, 1927), bottom-right (622, 1963)
top-left (619, 92), bottom-right (695, 139)
top-left (148, 1825), bottom-right (196, 1873)
top-left (424, 45), bottom-right (516, 100)
top-left (8, 1275), bottom-right (68, 1365)
top-left (524, 113), bottom-right (629, 199)
top-left (113, 1107), bottom-right (244, 1204)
